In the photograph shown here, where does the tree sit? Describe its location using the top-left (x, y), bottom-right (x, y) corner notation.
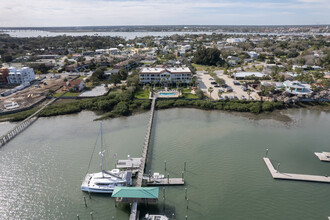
top-left (208, 87), bottom-right (214, 98)
top-left (192, 47), bottom-right (224, 66)
top-left (110, 74), bottom-right (121, 86)
top-left (195, 89), bottom-right (204, 99)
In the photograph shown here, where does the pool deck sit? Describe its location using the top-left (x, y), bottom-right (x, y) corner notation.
top-left (156, 90), bottom-right (180, 98)
top-left (263, 157), bottom-right (330, 183)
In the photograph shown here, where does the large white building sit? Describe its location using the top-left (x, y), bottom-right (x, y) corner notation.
top-left (7, 67), bottom-right (35, 84)
top-left (139, 67), bottom-right (192, 85)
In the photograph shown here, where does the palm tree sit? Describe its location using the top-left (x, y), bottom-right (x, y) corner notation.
top-left (165, 75), bottom-right (170, 87)
top-left (247, 90), bottom-right (251, 99)
top-left (208, 87), bottom-right (214, 98)
top-left (161, 78), bottom-right (165, 88)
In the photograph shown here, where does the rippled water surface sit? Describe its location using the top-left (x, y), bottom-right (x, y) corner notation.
top-left (0, 109), bottom-right (329, 220)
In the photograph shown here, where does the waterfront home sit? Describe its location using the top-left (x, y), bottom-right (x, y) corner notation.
top-left (283, 80), bottom-right (312, 95)
top-left (63, 79), bottom-right (85, 92)
top-left (139, 67), bottom-right (192, 85)
top-left (7, 67), bottom-right (35, 84)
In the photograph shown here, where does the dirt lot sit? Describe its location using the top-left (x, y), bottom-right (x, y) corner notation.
top-left (0, 78), bottom-right (64, 112)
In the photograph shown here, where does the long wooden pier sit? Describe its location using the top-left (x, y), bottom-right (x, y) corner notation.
top-left (130, 97), bottom-right (156, 220)
top-left (263, 157), bottom-right (330, 183)
top-left (0, 98), bottom-right (56, 148)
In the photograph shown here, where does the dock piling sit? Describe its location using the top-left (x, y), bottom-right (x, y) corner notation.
top-left (184, 161), bottom-right (186, 172)
top-left (90, 212), bottom-right (93, 220)
top-left (77, 214), bottom-right (80, 220)
top-left (266, 149), bottom-right (269, 157)
top-left (276, 163), bottom-right (280, 173)
top-left (186, 198), bottom-right (189, 209)
top-left (182, 171), bottom-right (184, 181)
top-left (84, 196), bottom-right (87, 207)
top-left (184, 188), bottom-right (187, 200)
top-left (164, 160), bottom-right (167, 173)
top-left (167, 173), bottom-right (170, 184)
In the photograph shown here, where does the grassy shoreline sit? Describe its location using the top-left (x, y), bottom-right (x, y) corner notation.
top-left (2, 95), bottom-right (329, 123)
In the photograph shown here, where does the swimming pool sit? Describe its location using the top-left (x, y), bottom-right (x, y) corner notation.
top-left (158, 92), bottom-right (176, 96)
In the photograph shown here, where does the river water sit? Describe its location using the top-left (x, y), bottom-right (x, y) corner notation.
top-left (1, 30), bottom-right (329, 39)
top-left (0, 108), bottom-right (329, 220)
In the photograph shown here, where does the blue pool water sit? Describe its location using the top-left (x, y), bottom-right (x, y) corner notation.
top-left (159, 92), bottom-right (176, 96)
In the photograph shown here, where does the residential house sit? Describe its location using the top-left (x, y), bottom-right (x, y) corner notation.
top-left (283, 80), bottom-right (312, 95)
top-left (63, 79), bottom-right (85, 92)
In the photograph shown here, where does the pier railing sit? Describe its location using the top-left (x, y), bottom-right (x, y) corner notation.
top-left (0, 98), bottom-right (56, 148)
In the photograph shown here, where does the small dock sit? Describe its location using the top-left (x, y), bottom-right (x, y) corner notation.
top-left (263, 157), bottom-right (330, 183)
top-left (314, 152), bottom-right (330, 162)
top-left (116, 157), bottom-right (142, 169)
top-left (145, 178), bottom-right (184, 186)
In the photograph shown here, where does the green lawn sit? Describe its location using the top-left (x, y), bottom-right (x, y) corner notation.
top-left (135, 89), bottom-right (149, 99)
top-left (54, 91), bottom-right (80, 97)
top-left (183, 93), bottom-right (198, 99)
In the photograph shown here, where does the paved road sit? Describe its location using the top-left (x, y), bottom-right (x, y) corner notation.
top-left (197, 72), bottom-right (220, 100)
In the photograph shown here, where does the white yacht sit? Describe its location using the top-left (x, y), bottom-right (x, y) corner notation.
top-left (81, 122), bottom-right (131, 194)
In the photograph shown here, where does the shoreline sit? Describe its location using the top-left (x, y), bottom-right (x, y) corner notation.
top-left (1, 98), bottom-right (329, 123)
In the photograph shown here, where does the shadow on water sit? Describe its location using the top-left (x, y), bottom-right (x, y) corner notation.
top-left (145, 110), bottom-right (158, 172)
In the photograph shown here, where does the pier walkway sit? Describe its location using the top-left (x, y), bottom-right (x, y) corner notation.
top-left (0, 98), bottom-right (56, 148)
top-left (129, 97), bottom-right (156, 220)
top-left (263, 157), bottom-right (330, 183)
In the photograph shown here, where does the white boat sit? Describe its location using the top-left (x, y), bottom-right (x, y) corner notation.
top-left (81, 122), bottom-right (131, 193)
top-left (145, 214), bottom-right (169, 220)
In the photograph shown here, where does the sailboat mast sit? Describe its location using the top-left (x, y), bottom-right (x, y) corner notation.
top-left (100, 122), bottom-right (104, 172)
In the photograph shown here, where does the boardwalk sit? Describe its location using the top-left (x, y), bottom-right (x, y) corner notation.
top-left (130, 97), bottom-right (156, 220)
top-left (0, 98), bottom-right (56, 148)
top-left (263, 157), bottom-right (330, 183)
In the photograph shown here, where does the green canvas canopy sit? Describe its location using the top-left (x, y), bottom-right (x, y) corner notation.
top-left (112, 187), bottom-right (159, 199)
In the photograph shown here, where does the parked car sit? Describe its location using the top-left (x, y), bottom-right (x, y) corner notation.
top-left (214, 85), bottom-right (220, 88)
top-left (241, 95), bottom-right (246, 100)
top-left (241, 86), bottom-right (247, 91)
top-left (233, 96), bottom-right (238, 100)
top-left (219, 96), bottom-right (224, 100)
top-left (249, 96), bottom-right (254, 100)
top-left (209, 78), bottom-right (214, 80)
top-left (211, 82), bottom-right (217, 85)
top-left (221, 84), bottom-right (228, 88)
top-left (233, 80), bottom-right (240, 85)
top-left (218, 89), bottom-right (224, 92)
top-left (224, 96), bottom-right (229, 100)
top-left (226, 87), bottom-right (233, 92)
top-left (229, 96), bottom-right (234, 99)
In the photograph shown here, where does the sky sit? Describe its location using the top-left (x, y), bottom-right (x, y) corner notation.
top-left (0, 0), bottom-right (329, 27)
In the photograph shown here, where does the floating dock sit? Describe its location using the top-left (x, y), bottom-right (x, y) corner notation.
top-left (143, 177), bottom-right (184, 186)
top-left (263, 157), bottom-right (330, 183)
top-left (314, 152), bottom-right (330, 162)
top-left (116, 158), bottom-right (142, 169)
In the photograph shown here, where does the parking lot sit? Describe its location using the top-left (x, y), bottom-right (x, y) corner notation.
top-left (197, 71), bottom-right (260, 100)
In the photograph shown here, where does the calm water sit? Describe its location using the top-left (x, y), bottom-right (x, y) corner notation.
top-left (0, 109), bottom-right (329, 220)
top-left (1, 30), bottom-right (329, 39)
